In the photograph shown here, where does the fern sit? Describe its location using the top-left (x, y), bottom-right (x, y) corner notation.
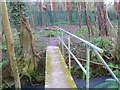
top-left (95, 78), bottom-right (120, 88)
top-left (71, 65), bottom-right (86, 79)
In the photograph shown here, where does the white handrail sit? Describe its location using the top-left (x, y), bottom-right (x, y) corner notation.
top-left (59, 36), bottom-right (87, 75)
top-left (55, 26), bottom-right (103, 53)
top-left (56, 26), bottom-right (120, 88)
top-left (93, 49), bottom-right (120, 85)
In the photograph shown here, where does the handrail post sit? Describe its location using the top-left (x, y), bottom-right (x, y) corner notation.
top-left (86, 45), bottom-right (90, 89)
top-left (68, 35), bottom-right (71, 71)
top-left (61, 31), bottom-right (64, 56)
top-left (56, 27), bottom-right (120, 87)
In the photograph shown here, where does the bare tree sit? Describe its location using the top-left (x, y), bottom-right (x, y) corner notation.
top-left (105, 4), bottom-right (117, 36)
top-left (83, 2), bottom-right (91, 38)
top-left (51, 0), bottom-right (56, 24)
top-left (39, 1), bottom-right (43, 26)
top-left (81, 2), bottom-right (94, 39)
top-left (116, 1), bottom-right (120, 61)
top-left (106, 5), bottom-right (115, 30)
top-left (114, 0), bottom-right (119, 19)
top-left (97, 2), bottom-right (108, 36)
top-left (93, 2), bottom-right (98, 31)
top-left (77, 2), bottom-right (81, 28)
top-left (28, 2), bottom-right (35, 28)
top-left (66, 0), bottom-right (72, 24)
top-left (52, 0), bottom-right (56, 11)
top-left (2, 1), bottom-right (21, 89)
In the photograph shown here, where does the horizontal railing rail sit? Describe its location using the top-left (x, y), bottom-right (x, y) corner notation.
top-left (59, 37), bottom-right (87, 74)
top-left (55, 26), bottom-right (103, 53)
top-left (55, 26), bottom-right (120, 88)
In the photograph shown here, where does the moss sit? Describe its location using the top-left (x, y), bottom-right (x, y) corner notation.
top-left (45, 50), bottom-right (52, 83)
top-left (40, 30), bottom-right (62, 37)
top-left (45, 47), bottom-right (77, 88)
top-left (46, 52), bottom-right (52, 73)
top-left (56, 47), bottom-right (77, 88)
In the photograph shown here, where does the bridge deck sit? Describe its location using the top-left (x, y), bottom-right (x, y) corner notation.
top-left (45, 46), bottom-right (77, 88)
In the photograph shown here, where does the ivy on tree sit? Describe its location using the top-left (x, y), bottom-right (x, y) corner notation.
top-left (7, 2), bottom-right (29, 29)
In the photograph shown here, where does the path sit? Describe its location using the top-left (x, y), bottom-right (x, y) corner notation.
top-left (45, 46), bottom-right (77, 88)
top-left (47, 38), bottom-right (58, 46)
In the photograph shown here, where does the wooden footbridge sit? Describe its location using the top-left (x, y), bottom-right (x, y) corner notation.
top-left (45, 27), bottom-right (120, 88)
top-left (45, 46), bottom-right (77, 88)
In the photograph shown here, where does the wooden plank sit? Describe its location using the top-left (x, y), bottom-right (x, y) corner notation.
top-left (45, 46), bottom-right (77, 88)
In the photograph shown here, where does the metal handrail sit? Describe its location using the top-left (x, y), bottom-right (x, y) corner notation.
top-left (55, 26), bottom-right (103, 53)
top-left (93, 49), bottom-right (120, 84)
top-left (59, 37), bottom-right (87, 74)
top-left (56, 26), bottom-right (120, 88)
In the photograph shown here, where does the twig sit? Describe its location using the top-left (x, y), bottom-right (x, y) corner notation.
top-left (74, 58), bottom-right (120, 70)
top-left (104, 54), bottom-right (113, 60)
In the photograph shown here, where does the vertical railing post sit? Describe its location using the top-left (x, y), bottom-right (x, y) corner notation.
top-left (68, 35), bottom-right (71, 71)
top-left (86, 45), bottom-right (90, 89)
top-left (61, 31), bottom-right (64, 56)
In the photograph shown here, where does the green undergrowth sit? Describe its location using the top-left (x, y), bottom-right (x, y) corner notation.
top-left (91, 37), bottom-right (120, 67)
top-left (33, 29), bottom-right (62, 37)
top-left (74, 28), bottom-right (88, 36)
top-left (1, 30), bottom-right (45, 89)
top-left (96, 67), bottom-right (120, 88)
top-left (74, 27), bottom-right (96, 36)
top-left (46, 50), bottom-right (53, 74)
top-left (62, 36), bottom-right (120, 80)
top-left (71, 65), bottom-right (86, 79)
top-left (45, 51), bottom-right (51, 83)
top-left (95, 78), bottom-right (120, 88)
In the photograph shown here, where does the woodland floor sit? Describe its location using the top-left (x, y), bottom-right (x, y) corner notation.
top-left (35, 25), bottom-right (87, 47)
top-left (31, 25), bottom-right (114, 89)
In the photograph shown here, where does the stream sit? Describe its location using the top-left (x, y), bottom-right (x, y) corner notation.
top-left (19, 75), bottom-right (112, 89)
top-left (74, 74), bottom-right (112, 88)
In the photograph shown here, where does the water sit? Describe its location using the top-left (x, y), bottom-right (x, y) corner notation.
top-left (21, 84), bottom-right (44, 90)
top-left (22, 75), bottom-right (112, 89)
top-left (3, 75), bottom-right (112, 89)
top-left (74, 75), bottom-right (113, 88)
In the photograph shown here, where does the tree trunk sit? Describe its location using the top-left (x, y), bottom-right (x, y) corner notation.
top-left (18, 2), bottom-right (39, 70)
top-left (94, 2), bottom-right (98, 31)
top-left (105, 5), bottom-right (117, 36)
top-left (97, 2), bottom-right (108, 36)
top-left (93, 2), bottom-right (103, 36)
top-left (114, 0), bottom-right (119, 19)
top-left (2, 1), bottom-right (21, 89)
top-left (39, 1), bottom-right (43, 26)
top-left (116, 1), bottom-right (120, 61)
top-left (66, 0), bottom-right (72, 24)
top-left (28, 2), bottom-right (35, 28)
top-left (52, 0), bottom-right (56, 11)
top-left (0, 2), bottom-right (2, 45)
top-left (52, 0), bottom-right (56, 23)
top-left (106, 5), bottom-right (115, 30)
top-left (0, 3), bottom-right (2, 82)
top-left (21, 15), bottom-right (40, 70)
top-left (82, 2), bottom-right (91, 39)
top-left (77, 2), bottom-right (81, 28)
